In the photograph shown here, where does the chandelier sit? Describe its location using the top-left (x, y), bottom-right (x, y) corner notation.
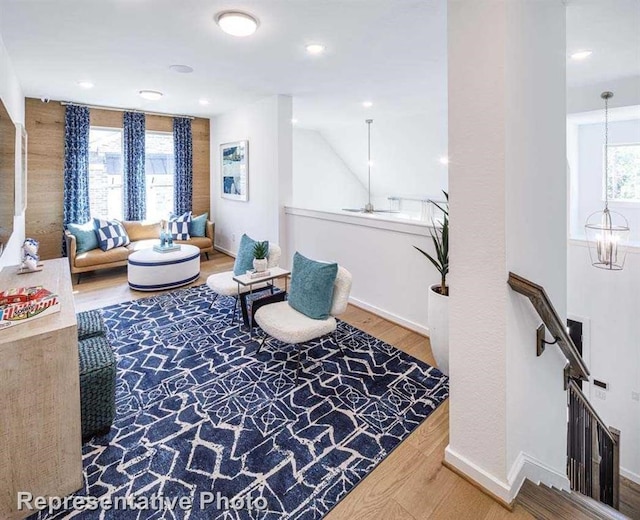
top-left (584, 91), bottom-right (630, 270)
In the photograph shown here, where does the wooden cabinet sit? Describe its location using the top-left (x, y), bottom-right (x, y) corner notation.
top-left (0, 259), bottom-right (82, 519)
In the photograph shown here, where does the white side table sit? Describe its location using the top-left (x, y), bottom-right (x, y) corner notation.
top-left (233, 267), bottom-right (291, 333)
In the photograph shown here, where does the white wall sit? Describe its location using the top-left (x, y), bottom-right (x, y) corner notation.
top-left (314, 113), bottom-right (449, 210)
top-left (211, 95), bottom-right (292, 257)
top-left (292, 128), bottom-right (367, 212)
top-left (446, 0), bottom-right (569, 503)
top-left (285, 207), bottom-right (440, 334)
top-left (0, 29), bottom-right (25, 269)
top-left (568, 242), bottom-right (640, 483)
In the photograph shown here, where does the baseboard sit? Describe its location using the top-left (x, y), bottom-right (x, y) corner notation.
top-left (348, 296), bottom-right (429, 337)
top-left (444, 446), bottom-right (513, 506)
top-left (507, 451), bottom-right (571, 500)
top-left (444, 446), bottom-right (572, 509)
top-left (621, 467), bottom-right (640, 485)
top-left (214, 245), bottom-right (235, 258)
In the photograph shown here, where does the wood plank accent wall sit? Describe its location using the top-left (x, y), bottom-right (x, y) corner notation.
top-left (25, 98), bottom-right (210, 260)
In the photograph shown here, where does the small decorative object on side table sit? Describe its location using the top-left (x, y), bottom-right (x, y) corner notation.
top-left (17, 237), bottom-right (43, 274)
top-left (252, 241), bottom-right (269, 273)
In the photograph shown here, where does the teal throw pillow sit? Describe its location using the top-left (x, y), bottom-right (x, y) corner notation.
top-left (233, 234), bottom-right (270, 276)
top-left (288, 252), bottom-right (338, 320)
top-left (67, 220), bottom-right (99, 253)
top-left (188, 213), bottom-right (208, 237)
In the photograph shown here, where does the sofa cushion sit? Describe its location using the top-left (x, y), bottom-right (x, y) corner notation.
top-left (122, 221), bottom-right (161, 242)
top-left (287, 252), bottom-right (338, 320)
top-left (126, 239), bottom-right (161, 252)
top-left (75, 246), bottom-right (130, 268)
top-left (67, 221), bottom-right (99, 253)
top-left (175, 236), bottom-right (212, 250)
top-left (169, 211), bottom-right (191, 240)
top-left (189, 213), bottom-right (208, 237)
top-left (94, 219), bottom-right (130, 251)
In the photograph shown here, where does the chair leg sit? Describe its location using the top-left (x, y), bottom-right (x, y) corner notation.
top-left (257, 334), bottom-right (267, 353)
top-left (231, 297), bottom-right (238, 325)
top-left (333, 329), bottom-right (344, 355)
top-left (294, 345), bottom-right (302, 383)
top-left (77, 273), bottom-right (81, 284)
top-left (209, 293), bottom-right (219, 309)
top-left (205, 252), bottom-right (210, 261)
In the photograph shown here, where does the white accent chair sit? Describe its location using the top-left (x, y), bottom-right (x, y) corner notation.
top-left (206, 244), bottom-right (282, 323)
top-left (254, 266), bottom-right (352, 381)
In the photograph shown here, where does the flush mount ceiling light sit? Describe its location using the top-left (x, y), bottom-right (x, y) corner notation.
top-left (199, 99), bottom-right (210, 106)
top-left (139, 90), bottom-right (163, 101)
top-left (216, 11), bottom-right (259, 37)
top-left (362, 101), bottom-right (373, 108)
top-left (439, 156), bottom-right (449, 165)
top-left (584, 91), bottom-right (630, 271)
top-left (169, 64), bottom-right (194, 74)
top-left (291, 118), bottom-right (298, 124)
top-left (570, 50), bottom-right (593, 60)
top-left (77, 80), bottom-right (94, 89)
top-left (305, 43), bottom-right (325, 55)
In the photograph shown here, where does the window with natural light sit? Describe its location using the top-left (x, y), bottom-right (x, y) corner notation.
top-left (145, 132), bottom-right (174, 221)
top-left (89, 128), bottom-right (123, 219)
top-left (605, 143), bottom-right (640, 202)
top-left (88, 128), bottom-right (175, 221)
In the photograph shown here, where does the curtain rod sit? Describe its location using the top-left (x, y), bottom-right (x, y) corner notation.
top-left (59, 101), bottom-right (196, 120)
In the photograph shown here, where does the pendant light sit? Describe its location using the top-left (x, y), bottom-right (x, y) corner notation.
top-left (584, 91), bottom-right (630, 270)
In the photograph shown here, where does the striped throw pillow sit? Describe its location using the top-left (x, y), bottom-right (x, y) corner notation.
top-left (169, 211), bottom-right (192, 240)
top-left (93, 218), bottom-right (130, 251)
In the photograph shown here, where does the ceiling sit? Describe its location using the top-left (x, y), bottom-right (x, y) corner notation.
top-left (566, 0), bottom-right (640, 88)
top-left (0, 0), bottom-right (446, 127)
top-left (0, 0), bottom-right (637, 127)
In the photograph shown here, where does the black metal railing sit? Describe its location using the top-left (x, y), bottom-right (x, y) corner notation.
top-left (567, 379), bottom-right (620, 509)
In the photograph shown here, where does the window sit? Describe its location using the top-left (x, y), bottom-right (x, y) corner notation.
top-left (89, 128), bottom-right (123, 219)
top-left (145, 132), bottom-right (174, 221)
top-left (605, 143), bottom-right (640, 202)
top-left (88, 128), bottom-right (175, 221)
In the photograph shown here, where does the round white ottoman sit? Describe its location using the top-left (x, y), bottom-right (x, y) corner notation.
top-left (128, 244), bottom-right (200, 291)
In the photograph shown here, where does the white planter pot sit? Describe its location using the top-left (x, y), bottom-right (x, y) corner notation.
top-left (253, 258), bottom-right (268, 273)
top-left (428, 284), bottom-right (449, 375)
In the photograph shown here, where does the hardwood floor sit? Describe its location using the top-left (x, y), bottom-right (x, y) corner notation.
top-left (72, 251), bottom-right (537, 519)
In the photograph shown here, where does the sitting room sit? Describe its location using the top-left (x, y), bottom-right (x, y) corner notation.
top-left (1, 1), bottom-right (638, 519)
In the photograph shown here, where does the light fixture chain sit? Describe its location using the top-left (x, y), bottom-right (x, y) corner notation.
top-left (604, 93), bottom-right (609, 209)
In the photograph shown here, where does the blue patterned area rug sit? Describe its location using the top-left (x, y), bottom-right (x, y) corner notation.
top-left (33, 285), bottom-right (448, 520)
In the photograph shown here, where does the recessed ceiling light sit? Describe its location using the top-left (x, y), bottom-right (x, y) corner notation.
top-left (362, 101), bottom-right (373, 108)
top-left (305, 43), bottom-right (326, 55)
top-left (77, 81), bottom-right (94, 89)
top-left (291, 118), bottom-right (298, 124)
top-left (169, 64), bottom-right (194, 74)
top-left (139, 90), bottom-right (163, 101)
top-left (439, 156), bottom-right (449, 165)
top-left (199, 99), bottom-right (210, 106)
top-left (216, 11), bottom-right (259, 37)
top-left (570, 50), bottom-right (593, 60)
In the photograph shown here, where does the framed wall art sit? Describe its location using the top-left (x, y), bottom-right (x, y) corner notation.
top-left (220, 140), bottom-right (248, 202)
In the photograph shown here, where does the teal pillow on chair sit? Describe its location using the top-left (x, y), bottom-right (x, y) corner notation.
top-left (67, 221), bottom-right (99, 253)
top-left (233, 234), bottom-right (269, 276)
top-left (288, 252), bottom-right (338, 320)
top-left (189, 213), bottom-right (208, 237)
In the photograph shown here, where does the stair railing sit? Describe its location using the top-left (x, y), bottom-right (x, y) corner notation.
top-left (508, 272), bottom-right (620, 510)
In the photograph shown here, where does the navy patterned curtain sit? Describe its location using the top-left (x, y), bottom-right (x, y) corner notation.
top-left (63, 105), bottom-right (91, 255)
top-left (173, 117), bottom-right (193, 214)
top-left (123, 112), bottom-right (146, 220)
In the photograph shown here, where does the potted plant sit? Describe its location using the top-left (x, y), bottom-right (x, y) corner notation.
top-left (414, 191), bottom-right (449, 374)
top-left (252, 241), bottom-right (269, 273)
